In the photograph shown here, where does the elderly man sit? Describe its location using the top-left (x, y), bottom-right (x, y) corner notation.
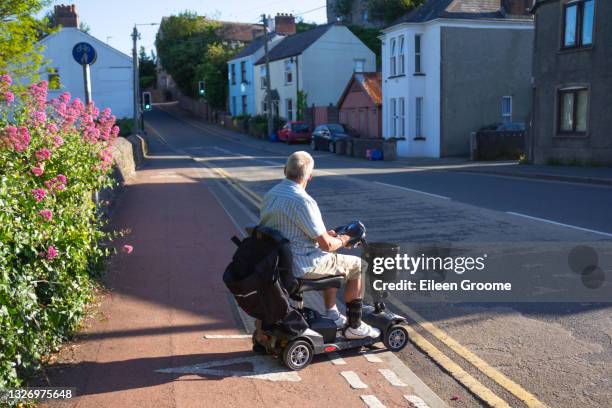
top-left (259, 151), bottom-right (379, 339)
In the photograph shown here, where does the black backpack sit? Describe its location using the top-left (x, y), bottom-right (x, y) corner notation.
top-left (223, 226), bottom-right (307, 335)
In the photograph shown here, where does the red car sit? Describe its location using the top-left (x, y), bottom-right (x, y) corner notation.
top-left (277, 122), bottom-right (312, 144)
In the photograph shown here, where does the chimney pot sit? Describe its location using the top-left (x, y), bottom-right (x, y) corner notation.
top-left (274, 12), bottom-right (296, 36)
top-left (54, 4), bottom-right (79, 28)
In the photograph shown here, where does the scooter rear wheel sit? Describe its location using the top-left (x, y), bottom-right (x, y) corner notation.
top-left (282, 340), bottom-right (313, 371)
top-left (384, 325), bottom-right (409, 352)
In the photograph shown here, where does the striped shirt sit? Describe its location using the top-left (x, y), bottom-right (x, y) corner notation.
top-left (259, 178), bottom-right (330, 277)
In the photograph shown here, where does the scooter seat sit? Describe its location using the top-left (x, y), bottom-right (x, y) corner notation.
top-left (297, 276), bottom-right (344, 293)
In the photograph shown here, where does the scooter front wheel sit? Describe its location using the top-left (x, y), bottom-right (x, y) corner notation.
top-left (282, 340), bottom-right (313, 370)
top-left (384, 325), bottom-right (409, 352)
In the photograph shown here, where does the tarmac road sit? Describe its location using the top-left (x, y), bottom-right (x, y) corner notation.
top-left (140, 105), bottom-right (612, 408)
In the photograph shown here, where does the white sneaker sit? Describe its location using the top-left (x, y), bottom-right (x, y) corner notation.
top-left (345, 322), bottom-right (381, 339)
top-left (326, 311), bottom-right (347, 328)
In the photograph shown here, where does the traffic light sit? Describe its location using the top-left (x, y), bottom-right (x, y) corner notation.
top-left (142, 92), bottom-right (152, 111)
top-left (198, 80), bottom-right (205, 96)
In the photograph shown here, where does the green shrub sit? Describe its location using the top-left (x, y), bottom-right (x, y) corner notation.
top-left (0, 75), bottom-right (117, 388)
top-left (115, 117), bottom-right (134, 137)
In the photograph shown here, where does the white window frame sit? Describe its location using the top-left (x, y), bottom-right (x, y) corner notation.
top-left (398, 36), bottom-right (405, 75)
top-left (286, 98), bottom-right (293, 121)
top-left (390, 38), bottom-right (397, 77)
top-left (399, 97), bottom-right (405, 136)
top-left (354, 59), bottom-right (365, 73)
top-left (232, 96), bottom-right (237, 115)
top-left (501, 96), bottom-right (512, 123)
top-left (284, 59), bottom-right (293, 84)
top-left (415, 97), bottom-right (423, 137)
top-left (414, 34), bottom-right (422, 74)
top-left (260, 66), bottom-right (267, 89)
top-left (390, 98), bottom-right (397, 137)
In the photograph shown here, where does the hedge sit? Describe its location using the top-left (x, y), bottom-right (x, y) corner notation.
top-left (0, 75), bottom-right (117, 388)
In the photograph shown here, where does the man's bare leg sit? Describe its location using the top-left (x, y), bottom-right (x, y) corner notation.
top-left (323, 287), bottom-right (337, 309)
top-left (344, 277), bottom-right (362, 303)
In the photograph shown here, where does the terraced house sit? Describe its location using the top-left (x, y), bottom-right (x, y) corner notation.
top-left (530, 0), bottom-right (611, 165)
top-left (226, 14), bottom-right (293, 116)
top-left (253, 22), bottom-right (375, 123)
top-left (381, 0), bottom-right (534, 158)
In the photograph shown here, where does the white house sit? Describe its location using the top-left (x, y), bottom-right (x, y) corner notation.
top-left (253, 23), bottom-right (375, 122)
top-left (381, 0), bottom-right (534, 158)
top-left (37, 5), bottom-right (133, 118)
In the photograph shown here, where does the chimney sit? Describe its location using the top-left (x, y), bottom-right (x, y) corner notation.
top-left (54, 4), bottom-right (80, 28)
top-left (501, 0), bottom-right (531, 15)
top-left (274, 13), bottom-right (296, 36)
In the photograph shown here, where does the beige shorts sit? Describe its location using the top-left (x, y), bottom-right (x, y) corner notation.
top-left (302, 253), bottom-right (366, 282)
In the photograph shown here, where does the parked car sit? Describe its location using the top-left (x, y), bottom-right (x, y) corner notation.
top-left (277, 122), bottom-right (312, 144)
top-left (479, 122), bottom-right (526, 132)
top-left (310, 124), bottom-right (350, 153)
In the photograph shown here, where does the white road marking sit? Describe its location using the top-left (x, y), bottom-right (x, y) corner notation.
top-left (363, 353), bottom-right (383, 363)
top-left (360, 395), bottom-right (386, 408)
top-left (404, 394), bottom-right (430, 408)
top-left (327, 352), bottom-right (347, 365)
top-left (156, 355), bottom-right (300, 382)
top-left (373, 181), bottom-right (451, 200)
top-left (379, 368), bottom-right (407, 387)
top-left (203, 334), bottom-right (252, 339)
top-left (212, 146), bottom-right (284, 167)
top-left (340, 371), bottom-right (368, 389)
top-left (506, 212), bottom-right (612, 238)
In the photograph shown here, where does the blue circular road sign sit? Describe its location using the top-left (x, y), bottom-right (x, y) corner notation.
top-left (72, 42), bottom-right (97, 65)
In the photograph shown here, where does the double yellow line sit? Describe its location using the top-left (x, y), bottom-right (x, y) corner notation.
top-left (145, 116), bottom-right (548, 408)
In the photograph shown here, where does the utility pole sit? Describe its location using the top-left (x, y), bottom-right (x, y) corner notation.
top-left (262, 14), bottom-right (273, 139)
top-left (131, 26), bottom-right (140, 135)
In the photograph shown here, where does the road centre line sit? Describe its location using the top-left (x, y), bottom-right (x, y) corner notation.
top-left (363, 353), bottom-right (383, 363)
top-left (360, 395), bottom-right (386, 408)
top-left (341, 371), bottom-right (368, 389)
top-left (327, 352), bottom-right (347, 365)
top-left (379, 368), bottom-right (407, 387)
top-left (507, 211), bottom-right (612, 238)
top-left (204, 334), bottom-right (252, 339)
top-left (373, 181), bottom-right (451, 200)
top-left (405, 395), bottom-right (430, 408)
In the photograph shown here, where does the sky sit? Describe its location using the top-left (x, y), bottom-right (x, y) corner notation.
top-left (41, 0), bottom-right (328, 57)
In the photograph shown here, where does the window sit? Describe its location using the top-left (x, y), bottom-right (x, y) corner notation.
top-left (354, 59), bottom-right (365, 73)
top-left (390, 98), bottom-right (397, 137)
top-left (260, 66), bottom-right (267, 89)
top-left (501, 96), bottom-right (512, 123)
top-left (558, 88), bottom-right (588, 133)
top-left (240, 61), bottom-right (246, 83)
top-left (284, 59), bottom-right (293, 84)
top-left (262, 100), bottom-right (268, 114)
top-left (286, 98), bottom-right (293, 121)
top-left (390, 38), bottom-right (397, 77)
top-left (231, 64), bottom-right (236, 85)
top-left (232, 96), bottom-right (237, 115)
top-left (414, 34), bottom-right (422, 73)
top-left (398, 36), bottom-right (405, 75)
top-left (399, 97), bottom-right (405, 136)
top-left (563, 0), bottom-right (595, 48)
top-left (47, 67), bottom-right (61, 90)
top-left (361, 9), bottom-right (369, 22)
top-left (241, 95), bottom-right (247, 114)
top-left (415, 97), bottom-right (423, 138)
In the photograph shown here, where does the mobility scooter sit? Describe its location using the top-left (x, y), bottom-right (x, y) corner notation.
top-left (225, 221), bottom-right (409, 371)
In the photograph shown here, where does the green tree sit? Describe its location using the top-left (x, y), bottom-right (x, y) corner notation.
top-left (195, 43), bottom-right (237, 110)
top-left (0, 0), bottom-right (54, 80)
top-left (139, 46), bottom-right (156, 89)
top-left (367, 0), bottom-right (425, 24)
top-left (295, 18), bottom-right (318, 33)
top-left (155, 12), bottom-right (221, 98)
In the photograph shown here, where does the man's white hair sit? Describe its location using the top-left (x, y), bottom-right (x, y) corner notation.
top-left (285, 151), bottom-right (314, 181)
